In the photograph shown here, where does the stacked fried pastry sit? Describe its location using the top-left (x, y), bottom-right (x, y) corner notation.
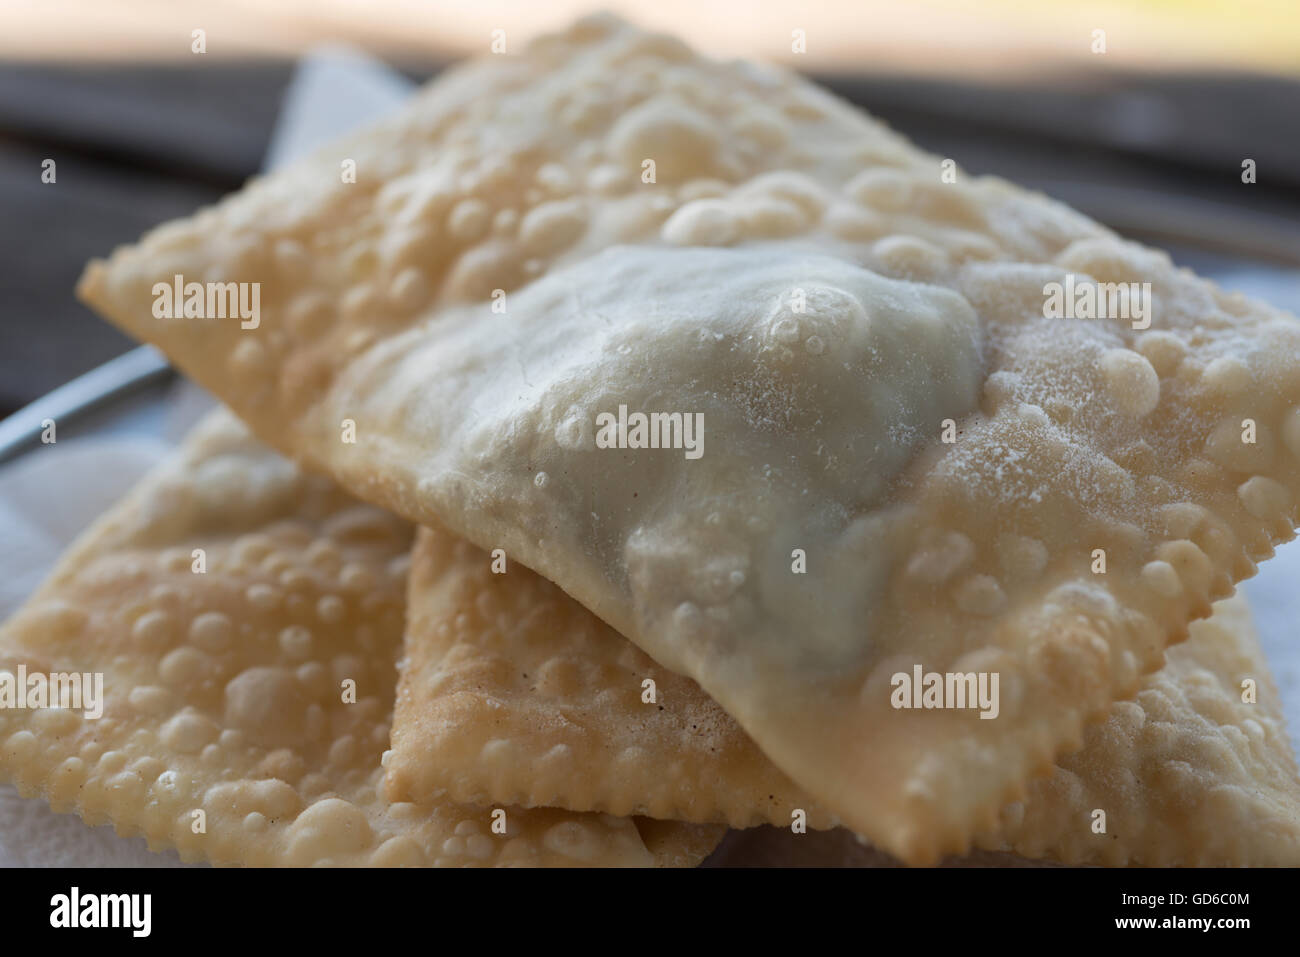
top-left (3, 14), bottom-right (1298, 866)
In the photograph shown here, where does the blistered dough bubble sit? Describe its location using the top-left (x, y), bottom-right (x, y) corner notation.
top-left (660, 199), bottom-right (738, 246)
top-left (607, 98), bottom-right (720, 182)
top-left (1099, 348), bottom-right (1160, 417)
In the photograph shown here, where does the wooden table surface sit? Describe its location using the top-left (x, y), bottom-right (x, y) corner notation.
top-left (2, 59), bottom-right (1297, 417)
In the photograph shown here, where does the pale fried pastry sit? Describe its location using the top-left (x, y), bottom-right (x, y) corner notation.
top-left (77, 14), bottom-right (1300, 862)
top-left (0, 411), bottom-right (721, 866)
top-left (396, 526), bottom-right (1300, 865)
top-left (389, 524), bottom-right (832, 828)
top-left (981, 594), bottom-right (1300, 865)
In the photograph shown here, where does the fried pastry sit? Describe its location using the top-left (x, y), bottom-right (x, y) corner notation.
top-left (77, 14), bottom-right (1300, 862)
top-left (392, 525), bottom-right (1300, 865)
top-left (0, 411), bottom-right (722, 866)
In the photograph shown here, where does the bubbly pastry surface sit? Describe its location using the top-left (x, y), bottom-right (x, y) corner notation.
top-left (0, 411), bottom-right (721, 867)
top-left (78, 14), bottom-right (1300, 862)
top-left (389, 524), bottom-right (832, 829)
top-left (396, 526), bottom-right (1300, 865)
top-left (983, 593), bottom-right (1300, 865)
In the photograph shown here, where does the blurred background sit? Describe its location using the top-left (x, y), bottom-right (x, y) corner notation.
top-left (2, 0), bottom-right (1298, 417)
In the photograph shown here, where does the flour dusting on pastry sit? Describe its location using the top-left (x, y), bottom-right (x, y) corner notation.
top-left (75, 13), bottom-right (1300, 864)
